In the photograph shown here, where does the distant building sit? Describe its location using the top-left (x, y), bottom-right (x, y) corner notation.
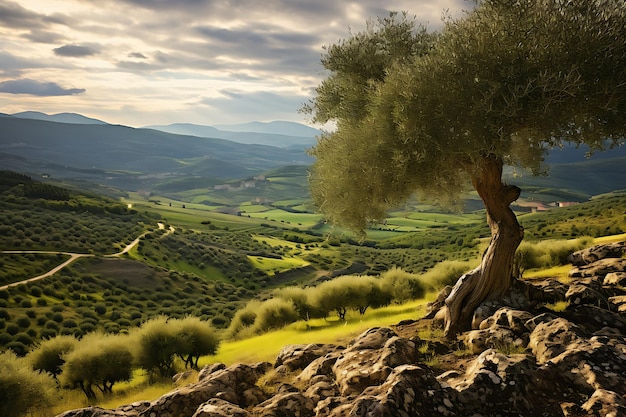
top-left (558, 201), bottom-right (578, 208)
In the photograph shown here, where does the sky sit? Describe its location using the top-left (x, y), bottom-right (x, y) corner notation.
top-left (0, 0), bottom-right (467, 127)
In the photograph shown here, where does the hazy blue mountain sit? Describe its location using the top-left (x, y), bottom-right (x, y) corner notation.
top-left (12, 111), bottom-right (107, 125)
top-left (214, 121), bottom-right (321, 137)
top-left (0, 117), bottom-right (312, 191)
top-left (145, 123), bottom-right (316, 149)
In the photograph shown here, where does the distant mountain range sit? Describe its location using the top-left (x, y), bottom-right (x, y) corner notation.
top-left (144, 122), bottom-right (318, 149)
top-left (0, 113), bottom-right (315, 192)
top-left (1, 111), bottom-right (625, 203)
top-left (9, 111), bottom-right (108, 125)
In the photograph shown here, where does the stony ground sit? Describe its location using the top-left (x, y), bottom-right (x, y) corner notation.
top-left (59, 242), bottom-right (626, 417)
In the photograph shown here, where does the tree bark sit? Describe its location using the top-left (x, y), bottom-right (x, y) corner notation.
top-left (442, 154), bottom-right (524, 338)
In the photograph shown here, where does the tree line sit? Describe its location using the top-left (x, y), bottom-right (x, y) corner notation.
top-left (0, 316), bottom-right (218, 417)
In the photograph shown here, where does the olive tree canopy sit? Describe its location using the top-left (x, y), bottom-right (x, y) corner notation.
top-left (305, 0), bottom-right (626, 336)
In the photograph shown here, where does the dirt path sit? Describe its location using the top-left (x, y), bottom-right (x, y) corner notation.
top-left (0, 223), bottom-right (174, 290)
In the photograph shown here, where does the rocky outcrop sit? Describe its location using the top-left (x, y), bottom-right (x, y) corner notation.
top-left (58, 243), bottom-right (626, 417)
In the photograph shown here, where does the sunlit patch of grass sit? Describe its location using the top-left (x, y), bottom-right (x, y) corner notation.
top-left (98, 382), bottom-right (175, 409)
top-left (593, 233), bottom-right (626, 244)
top-left (523, 264), bottom-right (572, 280)
top-left (543, 300), bottom-right (570, 312)
top-left (248, 255), bottom-right (309, 275)
top-left (203, 301), bottom-right (426, 366)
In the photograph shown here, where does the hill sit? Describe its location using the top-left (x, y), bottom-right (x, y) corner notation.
top-left (144, 123), bottom-right (316, 149)
top-left (0, 117), bottom-right (312, 191)
top-left (11, 111), bottom-right (107, 125)
top-left (214, 120), bottom-right (321, 137)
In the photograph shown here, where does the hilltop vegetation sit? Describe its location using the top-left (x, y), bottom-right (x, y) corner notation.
top-left (1, 172), bottom-right (626, 356)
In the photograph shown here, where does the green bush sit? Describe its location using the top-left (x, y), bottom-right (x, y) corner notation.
top-left (130, 316), bottom-right (180, 377)
top-left (379, 267), bottom-right (425, 302)
top-left (172, 316), bottom-right (220, 369)
top-left (419, 260), bottom-right (479, 291)
top-left (28, 335), bottom-right (78, 378)
top-left (0, 350), bottom-right (56, 417)
top-left (274, 286), bottom-right (325, 321)
top-left (252, 298), bottom-right (299, 333)
top-left (226, 301), bottom-right (260, 339)
top-left (16, 316), bottom-right (31, 328)
top-left (60, 332), bottom-right (133, 400)
top-left (515, 237), bottom-right (593, 273)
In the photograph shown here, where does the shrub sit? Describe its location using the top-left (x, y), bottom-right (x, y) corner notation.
top-left (6, 341), bottom-right (28, 356)
top-left (62, 319), bottom-right (77, 328)
top-left (515, 237), bottom-right (593, 274)
top-left (226, 301), bottom-right (260, 339)
top-left (252, 298), bottom-right (299, 333)
top-left (16, 316), bottom-right (31, 328)
top-left (419, 260), bottom-right (479, 291)
top-left (60, 333), bottom-right (133, 400)
top-left (379, 267), bottom-right (425, 302)
top-left (131, 316), bottom-right (180, 377)
top-left (0, 350), bottom-right (56, 417)
top-left (6, 323), bottom-right (19, 335)
top-left (274, 286), bottom-right (325, 321)
top-left (171, 316), bottom-right (220, 369)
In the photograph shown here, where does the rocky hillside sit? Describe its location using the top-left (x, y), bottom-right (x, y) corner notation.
top-left (58, 243), bottom-right (626, 417)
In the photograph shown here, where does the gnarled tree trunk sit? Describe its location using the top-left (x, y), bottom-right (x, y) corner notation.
top-left (442, 154), bottom-right (524, 338)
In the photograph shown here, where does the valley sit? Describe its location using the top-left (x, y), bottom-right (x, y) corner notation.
top-left (1, 113), bottom-right (626, 417)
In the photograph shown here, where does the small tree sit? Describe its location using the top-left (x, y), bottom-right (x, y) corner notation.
top-left (304, 2), bottom-right (626, 337)
top-left (172, 316), bottom-right (220, 369)
top-left (27, 334), bottom-right (78, 380)
top-left (274, 286), bottom-right (326, 321)
top-left (131, 316), bottom-right (180, 377)
top-left (0, 350), bottom-right (56, 417)
top-left (379, 267), bottom-right (425, 303)
top-left (60, 333), bottom-right (133, 400)
top-left (252, 298), bottom-right (300, 332)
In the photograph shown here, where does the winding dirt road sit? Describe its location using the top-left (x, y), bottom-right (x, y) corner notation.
top-left (0, 223), bottom-right (174, 290)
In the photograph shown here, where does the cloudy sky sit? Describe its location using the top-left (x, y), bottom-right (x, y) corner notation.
top-left (0, 0), bottom-right (466, 127)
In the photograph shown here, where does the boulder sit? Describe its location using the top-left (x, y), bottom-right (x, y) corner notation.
top-left (581, 389), bottom-right (626, 417)
top-left (252, 384), bottom-right (316, 417)
top-left (604, 271), bottom-right (626, 286)
top-left (331, 327), bottom-right (418, 396)
top-left (528, 317), bottom-right (582, 364)
top-left (327, 364), bottom-right (457, 417)
top-left (568, 258), bottom-right (626, 279)
top-left (191, 398), bottom-right (250, 417)
top-left (568, 242), bottom-right (625, 266)
top-left (441, 349), bottom-right (538, 416)
top-left (465, 325), bottom-right (519, 355)
top-left (274, 343), bottom-right (343, 372)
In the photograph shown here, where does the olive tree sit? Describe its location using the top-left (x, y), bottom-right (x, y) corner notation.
top-left (305, 1), bottom-right (626, 337)
top-left (173, 316), bottom-right (219, 369)
top-left (0, 350), bottom-right (56, 417)
top-left (60, 333), bottom-right (133, 400)
top-left (27, 334), bottom-right (78, 380)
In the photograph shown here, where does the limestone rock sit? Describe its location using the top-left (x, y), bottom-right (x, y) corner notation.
top-left (331, 327), bottom-right (418, 396)
top-left (192, 398), bottom-right (250, 417)
top-left (274, 343), bottom-right (343, 372)
top-left (253, 384), bottom-right (315, 417)
top-left (581, 389), bottom-right (626, 417)
top-left (604, 271), bottom-right (626, 286)
top-left (568, 258), bottom-right (626, 279)
top-left (568, 242), bottom-right (625, 266)
top-left (441, 349), bottom-right (537, 415)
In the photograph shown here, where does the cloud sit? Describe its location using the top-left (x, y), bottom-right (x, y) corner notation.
top-left (0, 79), bottom-right (86, 96)
top-left (200, 90), bottom-right (309, 122)
top-left (53, 44), bottom-right (99, 57)
top-left (128, 52), bottom-right (147, 59)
